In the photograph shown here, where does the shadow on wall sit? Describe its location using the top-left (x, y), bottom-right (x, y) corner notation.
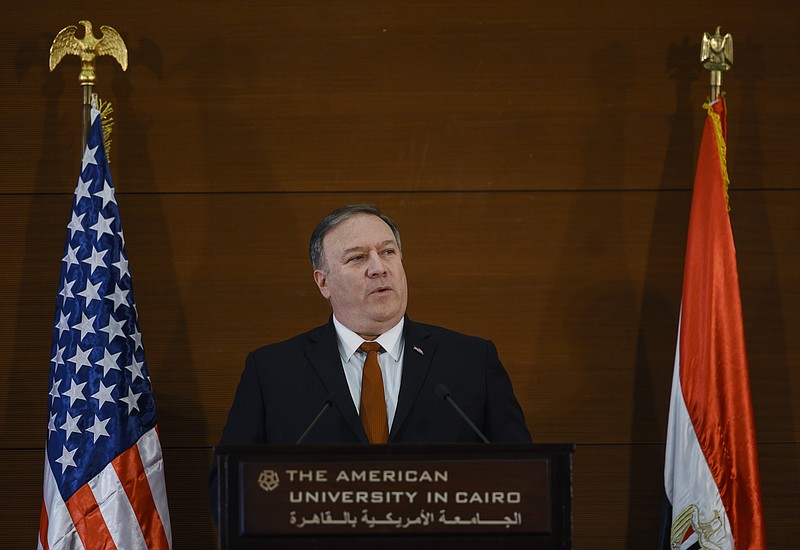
top-left (628, 36), bottom-right (700, 548)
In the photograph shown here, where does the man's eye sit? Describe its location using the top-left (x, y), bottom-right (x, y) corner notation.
top-left (382, 249), bottom-right (396, 256)
top-left (348, 255), bottom-right (365, 263)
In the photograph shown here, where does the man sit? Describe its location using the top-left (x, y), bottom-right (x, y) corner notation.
top-left (210, 204), bottom-right (531, 515)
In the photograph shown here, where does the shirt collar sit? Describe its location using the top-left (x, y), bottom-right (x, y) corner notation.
top-left (333, 315), bottom-right (405, 362)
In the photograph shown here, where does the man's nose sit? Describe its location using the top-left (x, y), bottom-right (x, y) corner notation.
top-left (366, 252), bottom-right (387, 276)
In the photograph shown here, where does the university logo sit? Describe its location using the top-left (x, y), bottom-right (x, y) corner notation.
top-left (258, 470), bottom-right (280, 492)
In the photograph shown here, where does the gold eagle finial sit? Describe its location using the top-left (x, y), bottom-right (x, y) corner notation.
top-left (701, 26), bottom-right (733, 71)
top-left (700, 26), bottom-right (733, 101)
top-left (49, 20), bottom-right (128, 84)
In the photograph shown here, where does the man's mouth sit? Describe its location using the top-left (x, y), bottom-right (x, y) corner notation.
top-left (370, 286), bottom-right (392, 295)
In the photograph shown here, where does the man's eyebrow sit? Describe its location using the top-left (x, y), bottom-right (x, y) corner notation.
top-left (341, 240), bottom-right (397, 256)
top-left (341, 246), bottom-right (366, 256)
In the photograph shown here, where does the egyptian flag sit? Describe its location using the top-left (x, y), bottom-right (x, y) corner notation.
top-left (663, 97), bottom-right (767, 549)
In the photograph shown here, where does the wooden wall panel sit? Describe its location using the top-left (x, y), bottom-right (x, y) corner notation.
top-left (2, 1), bottom-right (799, 549)
top-left (3, 1), bottom-right (800, 195)
top-left (4, 190), bottom-right (798, 446)
top-left (1, 450), bottom-right (46, 547)
top-left (758, 443), bottom-right (800, 548)
top-left (0, 190), bottom-right (689, 448)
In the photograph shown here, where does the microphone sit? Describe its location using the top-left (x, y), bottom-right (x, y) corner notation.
top-left (434, 384), bottom-right (490, 444)
top-left (296, 391), bottom-right (336, 444)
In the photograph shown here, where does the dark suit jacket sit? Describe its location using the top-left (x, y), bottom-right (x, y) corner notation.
top-left (209, 317), bottom-right (531, 518)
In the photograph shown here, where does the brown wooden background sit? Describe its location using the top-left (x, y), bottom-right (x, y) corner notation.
top-left (2, 1), bottom-right (798, 548)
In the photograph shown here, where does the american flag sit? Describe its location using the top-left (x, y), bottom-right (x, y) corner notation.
top-left (38, 107), bottom-right (172, 549)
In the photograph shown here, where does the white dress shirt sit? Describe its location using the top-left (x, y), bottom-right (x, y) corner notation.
top-left (332, 315), bottom-right (405, 429)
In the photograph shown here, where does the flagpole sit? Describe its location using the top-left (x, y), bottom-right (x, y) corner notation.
top-left (701, 26), bottom-right (733, 101)
top-left (49, 20), bottom-right (128, 152)
top-left (82, 84), bottom-right (93, 151)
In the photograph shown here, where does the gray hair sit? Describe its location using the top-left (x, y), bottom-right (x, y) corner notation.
top-left (309, 204), bottom-right (402, 271)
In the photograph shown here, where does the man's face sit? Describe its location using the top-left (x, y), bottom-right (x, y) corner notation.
top-left (313, 213), bottom-right (408, 339)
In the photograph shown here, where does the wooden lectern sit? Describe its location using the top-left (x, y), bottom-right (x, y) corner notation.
top-left (216, 443), bottom-right (574, 549)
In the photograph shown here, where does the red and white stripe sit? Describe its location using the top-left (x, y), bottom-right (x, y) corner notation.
top-left (665, 320), bottom-right (733, 548)
top-left (38, 427), bottom-right (172, 550)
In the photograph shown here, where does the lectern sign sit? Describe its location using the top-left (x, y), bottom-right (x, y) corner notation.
top-left (240, 459), bottom-right (548, 535)
top-left (216, 444), bottom-right (574, 549)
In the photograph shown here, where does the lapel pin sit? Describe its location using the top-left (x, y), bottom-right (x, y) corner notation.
top-left (413, 346), bottom-right (424, 355)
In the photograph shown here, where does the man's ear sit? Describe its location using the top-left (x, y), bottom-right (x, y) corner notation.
top-left (313, 270), bottom-right (331, 300)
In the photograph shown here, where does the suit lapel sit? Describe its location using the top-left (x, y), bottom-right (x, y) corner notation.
top-left (305, 319), bottom-right (368, 443)
top-left (389, 320), bottom-right (435, 441)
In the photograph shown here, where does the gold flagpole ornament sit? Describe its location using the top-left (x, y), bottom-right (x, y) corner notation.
top-left (49, 21), bottom-right (128, 151)
top-left (701, 26), bottom-right (733, 101)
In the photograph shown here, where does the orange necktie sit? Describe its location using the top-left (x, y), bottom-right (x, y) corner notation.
top-left (359, 341), bottom-right (388, 443)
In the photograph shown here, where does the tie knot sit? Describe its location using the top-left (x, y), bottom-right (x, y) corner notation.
top-left (359, 341), bottom-right (382, 354)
